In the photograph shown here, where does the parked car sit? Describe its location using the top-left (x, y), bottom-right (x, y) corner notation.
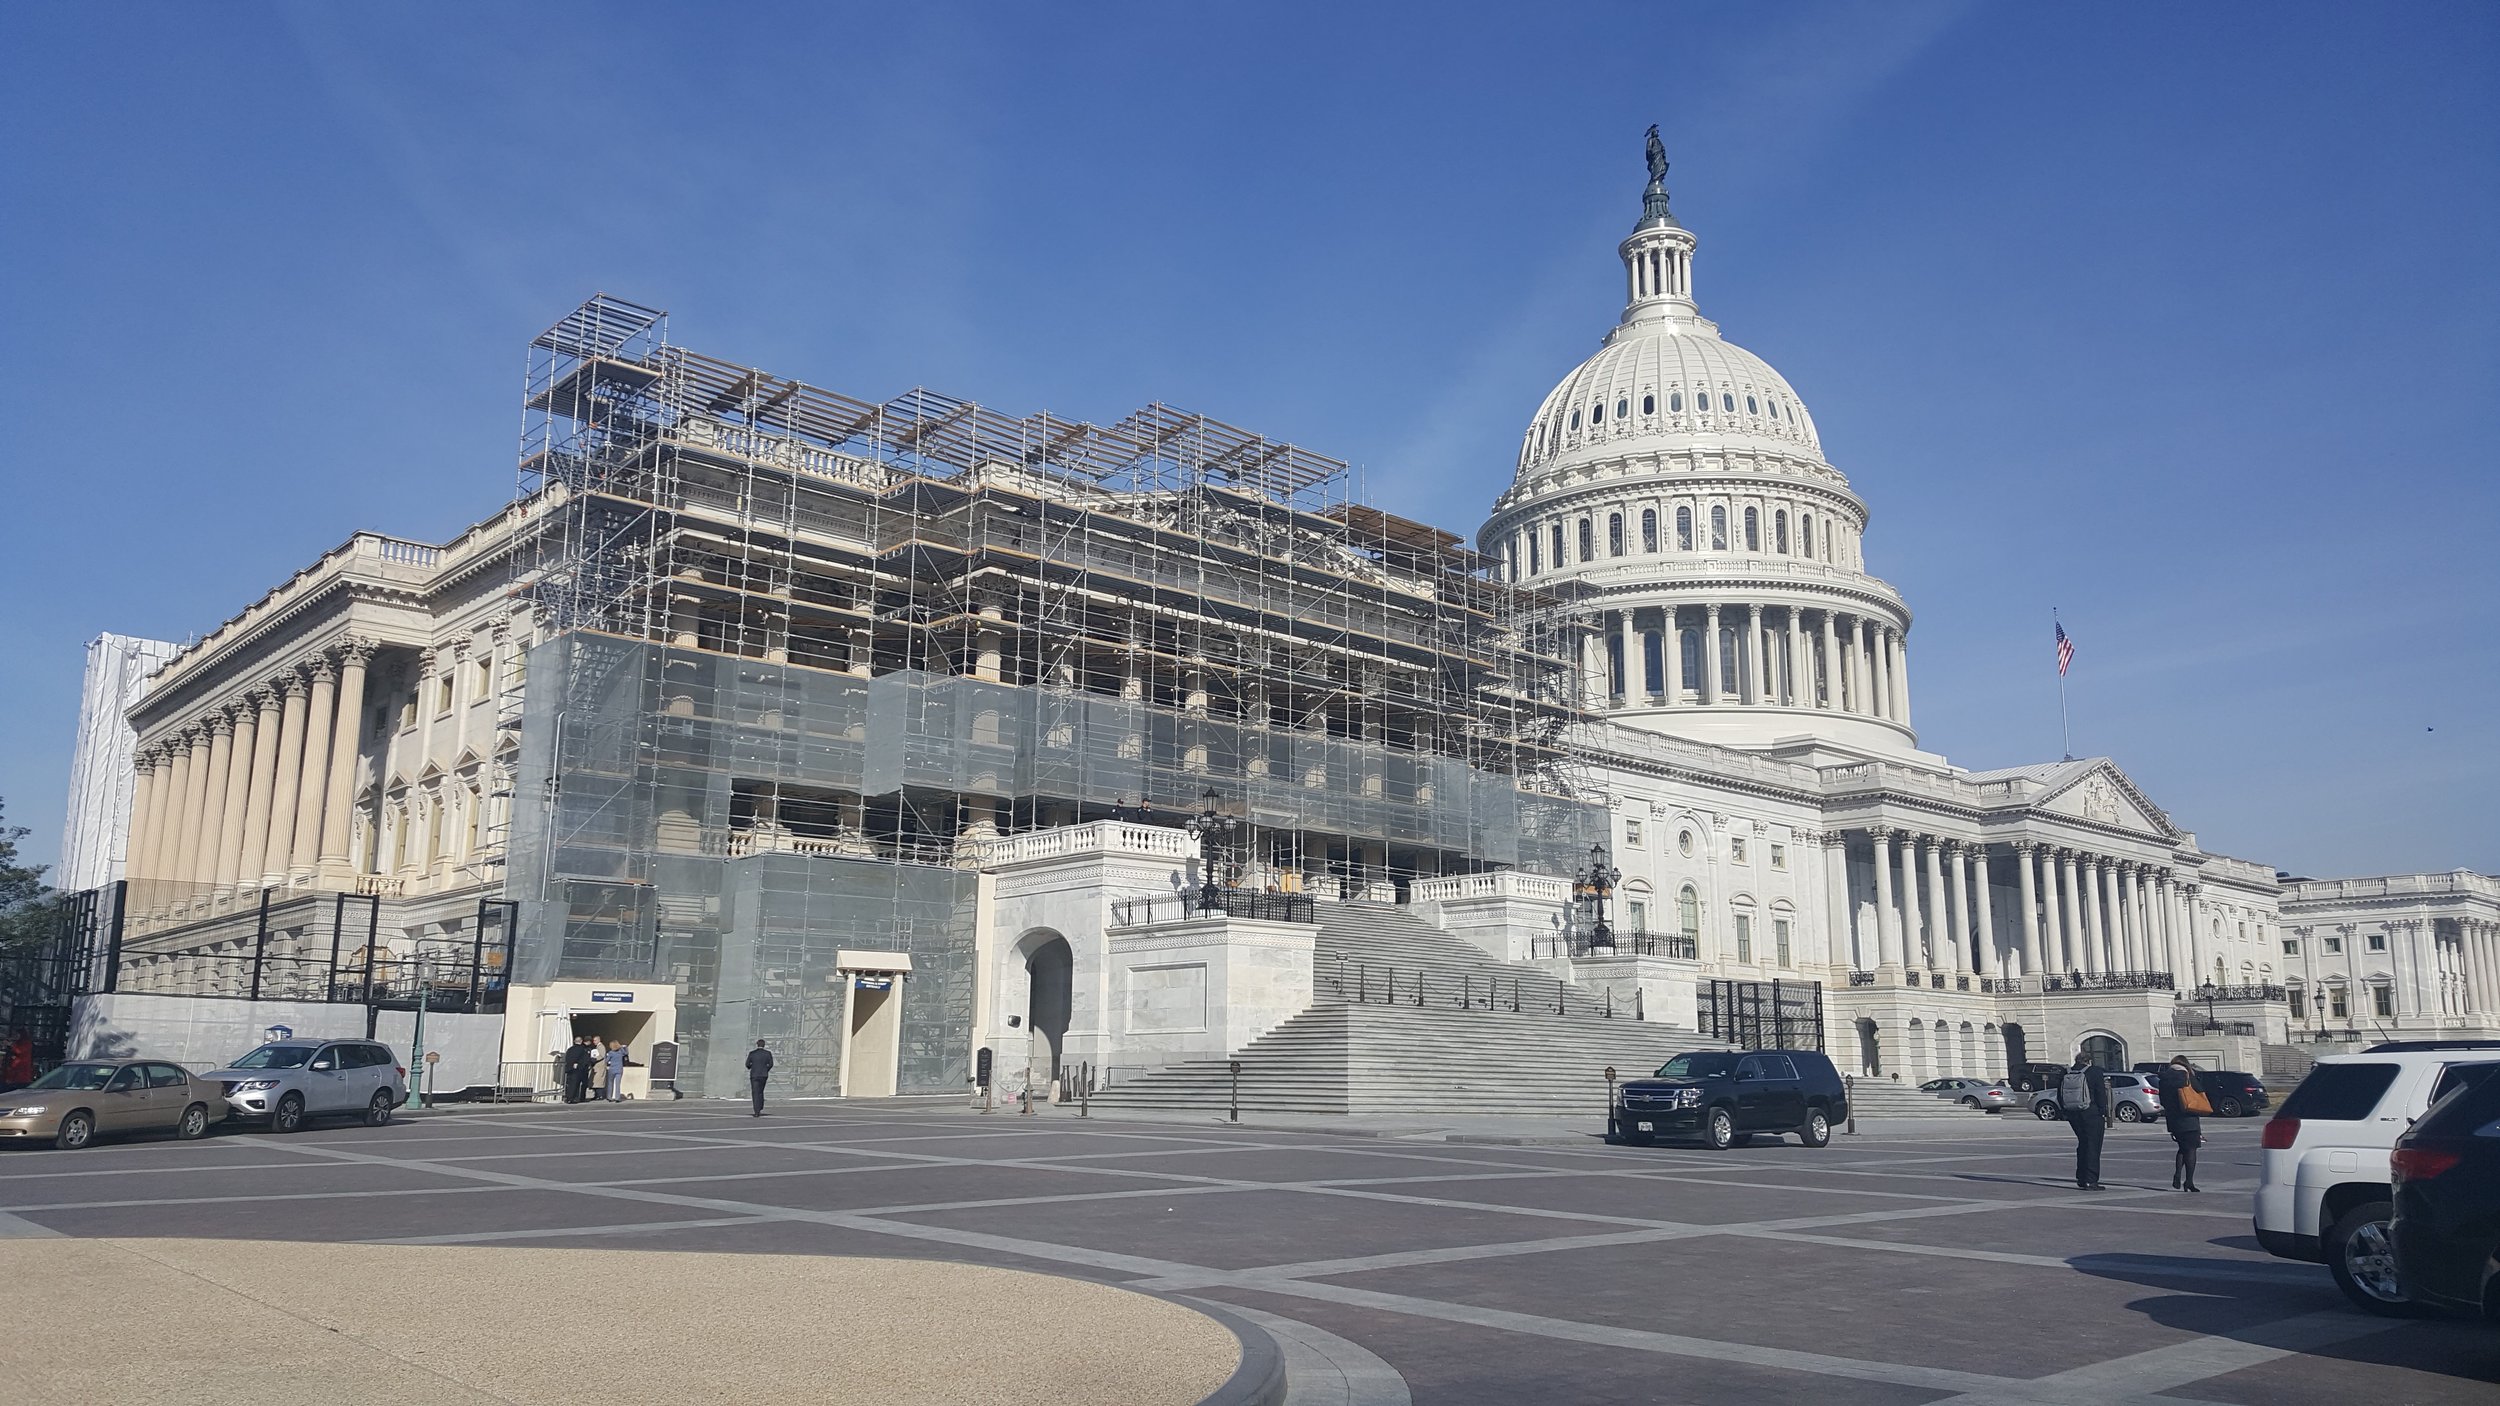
top-left (0, 1058), bottom-right (226, 1149)
top-left (1612, 1049), bottom-right (1849, 1150)
top-left (2030, 1071), bottom-right (2162, 1123)
top-left (202, 1038), bottom-right (407, 1133)
top-left (2195, 1069), bottom-right (2271, 1118)
top-left (1921, 1077), bottom-right (2017, 1112)
top-left (2254, 1042), bottom-right (2500, 1314)
top-left (2391, 1062), bottom-right (2500, 1319)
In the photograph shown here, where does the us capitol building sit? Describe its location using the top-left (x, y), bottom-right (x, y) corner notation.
top-left (43, 133), bottom-right (2497, 1106)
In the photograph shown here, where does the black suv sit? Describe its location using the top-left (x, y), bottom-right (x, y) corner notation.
top-left (1611, 1049), bottom-right (1848, 1149)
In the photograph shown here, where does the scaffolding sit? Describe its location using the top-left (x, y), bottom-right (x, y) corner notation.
top-left (506, 294), bottom-right (1603, 1095)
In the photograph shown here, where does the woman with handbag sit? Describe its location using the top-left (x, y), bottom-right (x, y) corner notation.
top-left (2162, 1055), bottom-right (2209, 1192)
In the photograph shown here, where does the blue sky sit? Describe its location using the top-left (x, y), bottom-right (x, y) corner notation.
top-left (2, 3), bottom-right (2493, 879)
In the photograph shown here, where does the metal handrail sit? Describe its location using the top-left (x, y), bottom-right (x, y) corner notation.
top-left (2041, 970), bottom-right (2177, 993)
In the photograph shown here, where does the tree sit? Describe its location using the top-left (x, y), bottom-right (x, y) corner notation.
top-left (0, 798), bottom-right (56, 955)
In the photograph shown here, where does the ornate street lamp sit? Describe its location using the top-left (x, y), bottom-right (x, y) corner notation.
top-left (2197, 980), bottom-right (2221, 1034)
top-left (1182, 787), bottom-right (1237, 912)
top-left (1575, 842), bottom-right (1622, 952)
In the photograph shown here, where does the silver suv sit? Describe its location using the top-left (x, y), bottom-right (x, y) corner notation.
top-left (2029, 1070), bottom-right (2163, 1123)
top-left (204, 1039), bottom-right (407, 1133)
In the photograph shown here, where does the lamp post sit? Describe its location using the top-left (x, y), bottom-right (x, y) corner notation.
top-left (1182, 787), bottom-right (1237, 913)
top-left (2197, 980), bottom-right (2220, 1035)
top-left (1573, 843), bottom-right (1622, 953)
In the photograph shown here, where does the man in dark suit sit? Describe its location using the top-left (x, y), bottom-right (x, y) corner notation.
top-left (746, 1039), bottom-right (774, 1116)
top-left (562, 1037), bottom-right (595, 1104)
top-left (2059, 1054), bottom-right (2113, 1189)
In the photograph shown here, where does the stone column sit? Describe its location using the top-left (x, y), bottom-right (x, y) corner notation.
top-left (124, 751), bottom-right (162, 886)
top-left (193, 710), bottom-right (238, 891)
top-left (1893, 634), bottom-right (1913, 729)
top-left (1702, 604), bottom-right (1723, 705)
top-left (1970, 844), bottom-right (1998, 978)
top-left (1870, 828), bottom-right (1903, 971)
top-left (2392, 921), bottom-right (2423, 1019)
top-left (216, 698), bottom-right (266, 896)
top-left (318, 641), bottom-right (375, 877)
top-left (2102, 860), bottom-right (2130, 973)
top-left (1783, 608), bottom-right (1805, 707)
top-left (1921, 836), bottom-right (1949, 977)
top-left (1839, 615), bottom-right (1862, 714)
top-left (2081, 857), bottom-right (2111, 975)
top-left (1664, 608), bottom-right (1686, 700)
top-left (2150, 871), bottom-right (2176, 982)
top-left (1821, 831), bottom-right (1857, 970)
top-left (2057, 850), bottom-right (2087, 976)
top-left (291, 657), bottom-right (337, 882)
top-left (2176, 883), bottom-right (2203, 990)
top-left (1946, 841), bottom-right (1975, 976)
top-left (262, 671), bottom-right (309, 887)
top-left (1871, 629), bottom-right (1893, 722)
top-left (1817, 611), bottom-right (1839, 710)
top-left (1899, 834), bottom-right (1926, 977)
top-left (235, 686), bottom-right (282, 898)
top-left (2475, 922), bottom-right (2497, 1017)
top-left (2013, 841), bottom-right (2043, 978)
top-left (172, 726), bottom-right (213, 895)
top-left (1618, 608), bottom-right (1639, 702)
top-left (2121, 864), bottom-right (2149, 974)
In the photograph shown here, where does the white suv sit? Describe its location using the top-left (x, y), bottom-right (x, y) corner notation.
top-left (2254, 1042), bottom-right (2500, 1314)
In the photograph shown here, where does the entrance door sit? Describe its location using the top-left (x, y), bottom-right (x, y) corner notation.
top-left (840, 976), bottom-right (901, 1098)
top-left (1025, 938), bottom-right (1072, 1084)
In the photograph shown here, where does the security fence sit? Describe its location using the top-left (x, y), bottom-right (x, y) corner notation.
top-left (1699, 978), bottom-right (1825, 1051)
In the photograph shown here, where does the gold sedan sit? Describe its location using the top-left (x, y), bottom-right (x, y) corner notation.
top-left (0, 1058), bottom-right (226, 1149)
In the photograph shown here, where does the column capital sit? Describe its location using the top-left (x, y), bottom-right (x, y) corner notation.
top-left (1818, 828), bottom-right (1848, 849)
top-left (133, 749), bottom-right (160, 775)
top-left (1865, 825), bottom-right (1897, 844)
top-left (2010, 838), bottom-right (2038, 856)
top-left (449, 636), bottom-right (474, 659)
top-left (1940, 837), bottom-right (1966, 858)
top-left (244, 684), bottom-right (276, 711)
top-left (337, 636), bottom-right (379, 667)
top-left (207, 710), bottom-right (237, 738)
top-left (277, 669), bottom-right (311, 699)
top-left (309, 653), bottom-right (339, 684)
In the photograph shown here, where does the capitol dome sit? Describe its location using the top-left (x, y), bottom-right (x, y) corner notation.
top-left (1479, 129), bottom-right (1919, 759)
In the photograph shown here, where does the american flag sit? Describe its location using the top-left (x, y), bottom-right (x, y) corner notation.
top-left (2054, 620), bottom-right (2075, 677)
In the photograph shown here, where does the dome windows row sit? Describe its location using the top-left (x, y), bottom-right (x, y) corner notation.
top-left (1500, 497), bottom-right (1855, 579)
top-left (1547, 384), bottom-right (1803, 457)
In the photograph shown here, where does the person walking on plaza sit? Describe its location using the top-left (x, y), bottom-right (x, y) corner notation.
top-left (2160, 1055), bottom-right (2208, 1192)
top-left (563, 1036), bottom-right (594, 1104)
top-left (2059, 1053), bottom-right (2112, 1190)
top-left (746, 1038), bottom-right (774, 1116)
top-left (604, 1038), bottom-right (629, 1102)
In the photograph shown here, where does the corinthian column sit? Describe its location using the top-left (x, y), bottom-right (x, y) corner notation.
top-left (214, 699), bottom-right (262, 896)
top-left (193, 712), bottom-right (238, 890)
top-left (1870, 828), bottom-right (1902, 970)
top-left (1702, 604), bottom-right (1723, 705)
top-left (1899, 834), bottom-right (1926, 976)
top-left (2117, 863), bottom-right (2144, 973)
top-left (318, 641), bottom-right (375, 878)
top-left (1970, 844), bottom-right (1998, 978)
top-left (170, 726), bottom-right (212, 896)
top-left (1920, 836), bottom-right (1948, 977)
top-left (261, 671), bottom-right (310, 887)
top-left (1817, 611), bottom-right (1838, 710)
top-left (291, 656), bottom-right (337, 881)
top-left (1945, 841), bottom-right (1974, 976)
top-left (1821, 831), bottom-right (1857, 970)
top-left (125, 751), bottom-right (163, 885)
top-left (2013, 841), bottom-right (2042, 977)
top-left (2056, 850), bottom-right (2085, 976)
top-left (236, 686), bottom-right (283, 898)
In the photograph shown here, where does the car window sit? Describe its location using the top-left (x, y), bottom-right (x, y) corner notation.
top-left (2428, 1061), bottom-right (2500, 1105)
top-left (364, 1046), bottom-right (395, 1069)
top-left (308, 1046), bottom-right (345, 1070)
top-left (335, 1045), bottom-right (372, 1069)
top-left (27, 1063), bottom-right (116, 1091)
top-left (1757, 1056), bottom-right (1799, 1081)
top-left (2278, 1062), bottom-right (2400, 1121)
top-left (2416, 1064), bottom-right (2500, 1135)
top-left (147, 1064), bottom-right (189, 1088)
top-left (230, 1044), bottom-right (315, 1070)
top-left (107, 1066), bottom-right (145, 1092)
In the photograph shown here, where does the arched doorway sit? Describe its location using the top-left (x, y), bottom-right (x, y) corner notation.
top-left (2002, 1023), bottom-right (2029, 1086)
top-left (2079, 1032), bottom-right (2126, 1071)
top-left (1855, 1017), bottom-right (1882, 1077)
top-left (1025, 937), bottom-right (1073, 1082)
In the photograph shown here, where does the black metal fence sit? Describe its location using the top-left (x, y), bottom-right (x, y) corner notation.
top-left (0, 882), bottom-right (124, 1070)
top-left (1530, 930), bottom-right (1698, 960)
top-left (1110, 889), bottom-right (1317, 926)
top-left (1699, 978), bottom-right (1824, 1051)
top-left (2041, 970), bottom-right (2177, 993)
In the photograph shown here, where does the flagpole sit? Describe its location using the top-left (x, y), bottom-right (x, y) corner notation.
top-left (2054, 608), bottom-right (2072, 761)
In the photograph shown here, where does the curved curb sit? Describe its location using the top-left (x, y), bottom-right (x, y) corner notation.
top-left (1174, 1296), bottom-right (1290, 1406)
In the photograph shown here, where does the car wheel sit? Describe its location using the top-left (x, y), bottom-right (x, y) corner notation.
top-left (1800, 1110), bottom-right (1832, 1148)
top-left (1705, 1107), bottom-right (1736, 1150)
top-left (2326, 1201), bottom-right (2426, 1317)
top-left (2033, 1101), bottom-right (2060, 1121)
top-left (176, 1103), bottom-right (210, 1140)
top-left (2115, 1103), bottom-right (2143, 1123)
top-left (1961, 1097), bottom-right (1982, 1110)
top-left (365, 1090), bottom-right (396, 1127)
top-left (271, 1093), bottom-right (305, 1134)
top-left (55, 1110), bottom-right (95, 1150)
top-left (2216, 1096), bottom-right (2243, 1118)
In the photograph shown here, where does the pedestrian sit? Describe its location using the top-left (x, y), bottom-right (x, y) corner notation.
top-left (563, 1037), bottom-right (594, 1104)
top-left (746, 1038), bottom-right (774, 1117)
top-left (1, 1030), bottom-right (33, 1091)
top-left (2160, 1055), bottom-right (2208, 1192)
top-left (587, 1038), bottom-right (608, 1101)
top-left (2058, 1052), bottom-right (2112, 1190)
top-left (604, 1038), bottom-right (629, 1102)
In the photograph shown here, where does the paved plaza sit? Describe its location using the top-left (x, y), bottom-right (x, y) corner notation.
top-left (1, 1101), bottom-right (2492, 1404)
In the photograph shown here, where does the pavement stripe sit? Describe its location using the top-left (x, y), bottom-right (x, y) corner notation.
top-left (371, 1214), bottom-right (783, 1245)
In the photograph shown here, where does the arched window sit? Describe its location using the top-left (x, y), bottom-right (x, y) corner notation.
top-left (1743, 508), bottom-right (1761, 551)
top-left (1721, 393), bottom-right (1736, 412)
top-left (1640, 508), bottom-right (1658, 553)
top-left (1615, 398), bottom-right (1629, 420)
top-left (1550, 523), bottom-right (1565, 568)
top-left (1680, 628), bottom-right (1703, 693)
top-left (1641, 393), bottom-right (1655, 415)
top-left (1669, 391), bottom-right (1683, 412)
top-left (1643, 629), bottom-right (1665, 695)
top-left (1591, 401), bottom-right (1605, 425)
top-left (1746, 395), bottom-right (1760, 415)
top-left (1577, 519), bottom-right (1595, 562)
top-left (1607, 513), bottom-right (1625, 556)
top-left (1570, 409), bottom-right (1582, 431)
top-left (1677, 885), bottom-right (1701, 942)
top-left (1527, 534), bottom-right (1541, 573)
top-left (1719, 625), bottom-right (1740, 694)
top-left (1710, 506), bottom-right (1728, 550)
top-left (1800, 514), bottom-right (1813, 558)
top-left (1675, 506), bottom-right (1693, 551)
top-left (1774, 510), bottom-right (1789, 553)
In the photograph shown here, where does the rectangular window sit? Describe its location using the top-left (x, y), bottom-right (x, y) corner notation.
top-left (2372, 986), bottom-right (2393, 1018)
top-left (2366, 933), bottom-right (2386, 952)
top-left (473, 657), bottom-right (493, 697)
top-left (2325, 936), bottom-right (2343, 954)
top-left (1624, 818), bottom-right (1642, 847)
top-left (398, 696), bottom-right (417, 731)
top-left (2289, 991), bottom-right (2306, 1019)
top-left (1774, 918), bottom-right (1792, 966)
top-left (2329, 987), bottom-right (2349, 1018)
top-left (1769, 842), bottom-right (1787, 870)
top-left (1735, 914), bottom-right (1753, 963)
top-left (1730, 836), bottom-right (1748, 864)
top-left (1627, 899), bottom-right (1648, 932)
top-left (2282, 939), bottom-right (2299, 955)
top-left (437, 675), bottom-right (455, 715)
